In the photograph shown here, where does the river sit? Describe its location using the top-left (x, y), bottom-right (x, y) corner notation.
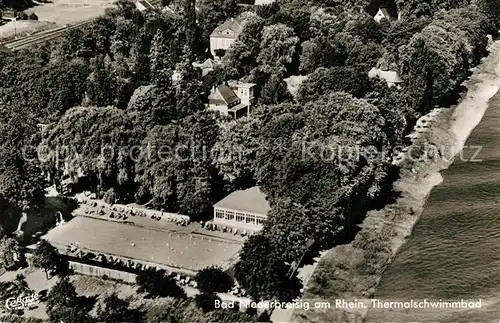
top-left (366, 71), bottom-right (500, 321)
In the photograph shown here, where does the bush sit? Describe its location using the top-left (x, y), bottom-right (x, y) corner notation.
top-left (194, 266), bottom-right (234, 293)
top-left (136, 268), bottom-right (186, 298)
top-left (103, 188), bottom-right (118, 204)
top-left (28, 13), bottom-right (38, 20)
top-left (17, 12), bottom-right (28, 20)
top-left (194, 292), bottom-right (220, 313)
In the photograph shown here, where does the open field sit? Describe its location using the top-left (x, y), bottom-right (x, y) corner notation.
top-left (42, 216), bottom-right (242, 271)
top-left (25, 0), bottom-right (115, 25)
top-left (0, 20), bottom-right (56, 40)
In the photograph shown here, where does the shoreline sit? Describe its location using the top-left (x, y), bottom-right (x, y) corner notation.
top-left (291, 41), bottom-right (500, 323)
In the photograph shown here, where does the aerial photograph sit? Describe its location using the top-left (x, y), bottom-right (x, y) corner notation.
top-left (0, 0), bottom-right (499, 322)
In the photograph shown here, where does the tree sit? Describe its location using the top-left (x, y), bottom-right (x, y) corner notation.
top-left (194, 292), bottom-right (221, 313)
top-left (0, 237), bottom-right (19, 269)
top-left (211, 117), bottom-right (261, 191)
top-left (136, 268), bottom-right (186, 298)
top-left (234, 234), bottom-right (301, 301)
top-left (98, 293), bottom-right (142, 322)
top-left (46, 277), bottom-right (78, 312)
top-left (195, 266), bottom-right (234, 293)
top-left (260, 73), bottom-right (294, 105)
top-left (257, 24), bottom-right (299, 75)
top-left (0, 109), bottom-right (45, 215)
top-left (296, 66), bottom-right (371, 103)
top-left (32, 240), bottom-right (59, 279)
top-left (399, 6), bottom-right (493, 111)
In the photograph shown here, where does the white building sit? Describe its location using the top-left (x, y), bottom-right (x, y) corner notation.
top-left (368, 67), bottom-right (403, 88)
top-left (207, 81), bottom-right (256, 118)
top-left (213, 187), bottom-right (270, 232)
top-left (210, 17), bottom-right (243, 57)
top-left (192, 58), bottom-right (217, 77)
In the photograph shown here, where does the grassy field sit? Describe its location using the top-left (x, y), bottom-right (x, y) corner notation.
top-left (25, 0), bottom-right (115, 25)
top-left (43, 216), bottom-right (242, 271)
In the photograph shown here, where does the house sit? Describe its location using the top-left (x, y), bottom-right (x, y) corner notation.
top-left (134, 0), bottom-right (155, 11)
top-left (254, 0), bottom-right (276, 5)
top-left (192, 58), bottom-right (218, 77)
top-left (207, 81), bottom-right (256, 118)
top-left (213, 187), bottom-right (270, 232)
top-left (368, 67), bottom-right (403, 88)
top-left (210, 17), bottom-right (243, 57)
top-left (1, 10), bottom-right (16, 21)
top-left (373, 8), bottom-right (396, 23)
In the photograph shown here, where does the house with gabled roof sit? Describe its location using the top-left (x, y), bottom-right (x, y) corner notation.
top-left (207, 81), bottom-right (256, 119)
top-left (210, 17), bottom-right (244, 57)
top-left (372, 7), bottom-right (400, 23)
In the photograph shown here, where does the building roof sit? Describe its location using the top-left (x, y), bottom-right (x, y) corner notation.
top-left (228, 80), bottom-right (256, 89)
top-left (377, 8), bottom-right (390, 17)
top-left (214, 187), bottom-right (271, 215)
top-left (210, 17), bottom-right (244, 38)
top-left (255, 0), bottom-right (276, 5)
top-left (379, 70), bottom-right (403, 83)
top-left (368, 68), bottom-right (403, 84)
top-left (229, 103), bottom-right (248, 112)
top-left (214, 84), bottom-right (240, 105)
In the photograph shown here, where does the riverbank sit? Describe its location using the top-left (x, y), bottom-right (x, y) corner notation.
top-left (292, 41), bottom-right (500, 323)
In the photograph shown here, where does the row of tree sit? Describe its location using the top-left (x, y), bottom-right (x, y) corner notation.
top-left (231, 1), bottom-right (499, 302)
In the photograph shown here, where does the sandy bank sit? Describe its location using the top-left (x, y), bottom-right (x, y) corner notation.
top-left (291, 41), bottom-right (500, 323)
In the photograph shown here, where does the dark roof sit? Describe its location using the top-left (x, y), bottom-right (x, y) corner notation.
top-left (214, 187), bottom-right (270, 215)
top-left (216, 84), bottom-right (239, 105)
top-left (210, 18), bottom-right (243, 38)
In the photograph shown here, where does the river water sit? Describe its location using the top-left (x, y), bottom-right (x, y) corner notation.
top-left (366, 92), bottom-right (500, 321)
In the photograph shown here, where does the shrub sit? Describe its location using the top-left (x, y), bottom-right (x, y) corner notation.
top-left (194, 292), bottom-right (220, 313)
top-left (103, 188), bottom-right (118, 204)
top-left (28, 13), bottom-right (38, 20)
top-left (194, 266), bottom-right (234, 293)
top-left (136, 268), bottom-right (186, 298)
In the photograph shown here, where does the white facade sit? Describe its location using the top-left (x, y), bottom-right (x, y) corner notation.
top-left (213, 207), bottom-right (266, 231)
top-left (210, 34), bottom-right (237, 57)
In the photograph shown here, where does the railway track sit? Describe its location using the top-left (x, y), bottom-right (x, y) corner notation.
top-left (1, 18), bottom-right (95, 51)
